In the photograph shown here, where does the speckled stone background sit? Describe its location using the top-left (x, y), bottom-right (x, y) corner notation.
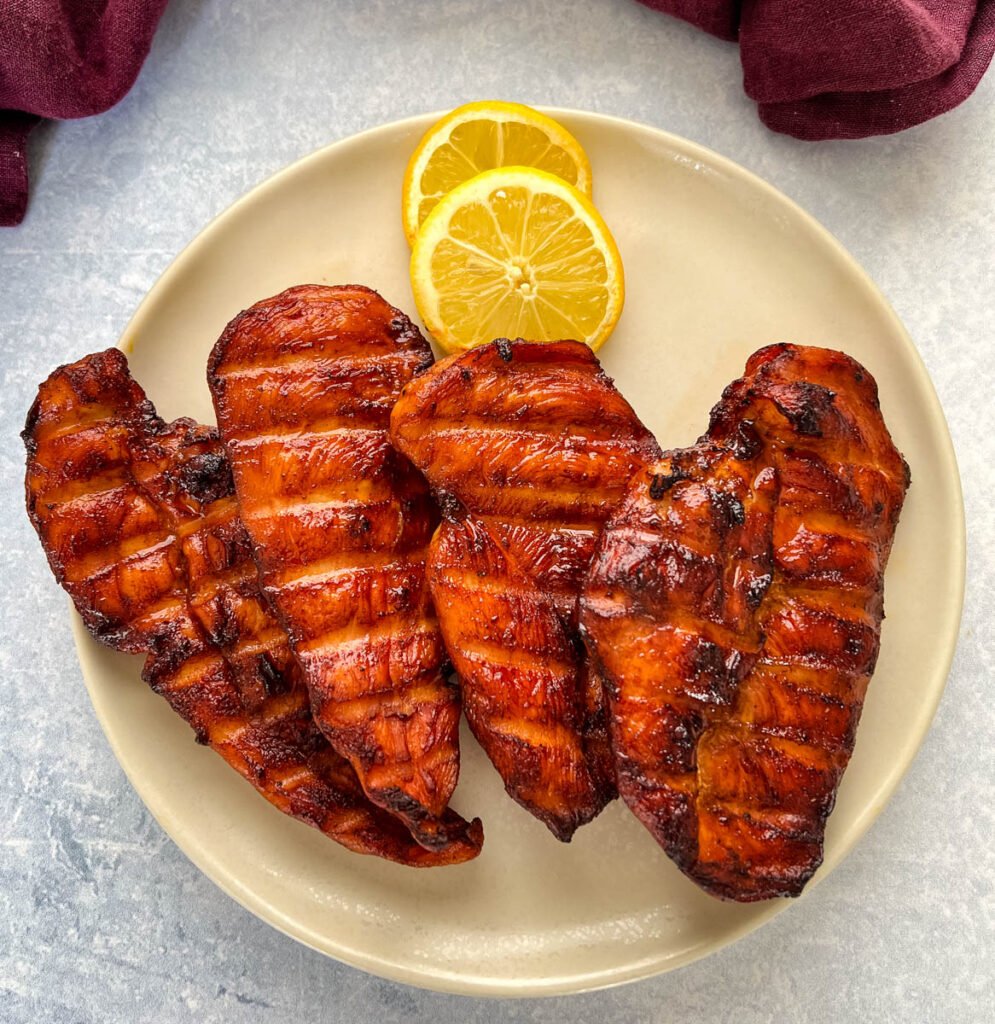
top-left (1, 1), bottom-right (993, 1021)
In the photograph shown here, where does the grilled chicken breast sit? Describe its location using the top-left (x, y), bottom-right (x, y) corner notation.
top-left (580, 344), bottom-right (909, 899)
top-left (24, 349), bottom-right (481, 866)
top-left (207, 285), bottom-right (473, 851)
top-left (391, 339), bottom-right (662, 839)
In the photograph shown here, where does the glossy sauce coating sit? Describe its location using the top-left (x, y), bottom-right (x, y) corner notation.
top-left (391, 339), bottom-right (662, 839)
top-left (580, 344), bottom-right (909, 899)
top-left (208, 285), bottom-right (477, 852)
top-left (24, 349), bottom-right (480, 866)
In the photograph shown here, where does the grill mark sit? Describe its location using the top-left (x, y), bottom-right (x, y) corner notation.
top-left (432, 564), bottom-right (539, 603)
top-left (294, 618), bottom-right (440, 656)
top-left (319, 681), bottom-right (456, 727)
top-left (712, 725), bottom-right (835, 774)
top-left (219, 350), bottom-right (413, 378)
top-left (432, 483), bottom-right (623, 520)
top-left (748, 663), bottom-right (858, 706)
top-left (207, 689), bottom-right (308, 742)
top-left (417, 419), bottom-right (646, 448)
top-left (29, 473), bottom-right (137, 511)
top-left (389, 743), bottom-right (461, 793)
top-left (228, 423), bottom-right (384, 450)
top-left (432, 368), bottom-right (626, 411)
top-left (31, 404), bottom-right (125, 445)
top-left (209, 629), bottom-right (291, 664)
top-left (698, 800), bottom-right (823, 842)
top-left (219, 323), bottom-right (421, 366)
top-left (188, 561), bottom-right (259, 597)
top-left (622, 769), bottom-right (696, 795)
top-left (155, 652), bottom-right (229, 692)
top-left (591, 614), bottom-right (755, 690)
top-left (242, 493), bottom-right (383, 522)
top-left (267, 765), bottom-right (316, 792)
top-left (761, 583), bottom-right (877, 625)
top-left (456, 637), bottom-right (575, 678)
top-left (487, 717), bottom-right (586, 754)
top-left (224, 415), bottom-right (389, 445)
top-left (127, 593), bottom-right (191, 629)
top-left (488, 513), bottom-right (603, 534)
top-left (272, 552), bottom-right (418, 590)
top-left (604, 525), bottom-right (721, 558)
top-left (242, 504), bottom-right (403, 556)
top-left (62, 531), bottom-right (175, 584)
top-left (175, 501), bottom-right (243, 539)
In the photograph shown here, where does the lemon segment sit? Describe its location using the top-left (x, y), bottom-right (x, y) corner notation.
top-left (410, 166), bottom-right (624, 355)
top-left (402, 101), bottom-right (593, 244)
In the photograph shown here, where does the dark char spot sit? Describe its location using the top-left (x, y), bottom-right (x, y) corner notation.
top-left (179, 451), bottom-right (233, 503)
top-left (772, 383), bottom-right (836, 438)
top-left (712, 490), bottom-right (745, 527)
top-left (746, 574), bottom-right (772, 608)
top-left (257, 653), bottom-right (286, 696)
top-left (649, 469), bottom-right (683, 500)
top-left (349, 515), bottom-right (373, 537)
top-left (731, 420), bottom-right (762, 461)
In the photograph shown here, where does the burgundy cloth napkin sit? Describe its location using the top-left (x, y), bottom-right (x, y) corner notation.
top-left (0, 0), bottom-right (170, 226)
top-left (637, 0), bottom-right (995, 139)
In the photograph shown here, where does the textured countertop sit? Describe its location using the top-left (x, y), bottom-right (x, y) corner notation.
top-left (2, 1), bottom-right (993, 1021)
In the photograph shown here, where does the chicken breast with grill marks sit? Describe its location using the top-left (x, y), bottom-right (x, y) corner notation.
top-left (208, 285), bottom-right (474, 852)
top-left (580, 344), bottom-right (909, 900)
top-left (24, 348), bottom-right (481, 866)
top-left (390, 339), bottom-right (662, 840)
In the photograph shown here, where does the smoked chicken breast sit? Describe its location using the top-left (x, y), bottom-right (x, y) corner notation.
top-left (208, 285), bottom-right (473, 852)
top-left (580, 344), bottom-right (909, 899)
top-left (390, 339), bottom-right (662, 840)
top-left (24, 349), bottom-right (481, 866)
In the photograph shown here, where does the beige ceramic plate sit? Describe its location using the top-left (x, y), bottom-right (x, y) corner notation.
top-left (73, 111), bottom-right (964, 996)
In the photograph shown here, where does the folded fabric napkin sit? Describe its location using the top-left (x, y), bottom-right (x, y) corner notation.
top-left (637, 0), bottom-right (995, 139)
top-left (0, 0), bottom-right (170, 226)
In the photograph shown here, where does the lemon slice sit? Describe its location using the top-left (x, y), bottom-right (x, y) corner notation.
top-left (410, 166), bottom-right (624, 355)
top-left (402, 101), bottom-right (593, 245)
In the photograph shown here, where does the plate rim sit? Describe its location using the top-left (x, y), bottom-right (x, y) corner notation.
top-left (70, 108), bottom-right (965, 997)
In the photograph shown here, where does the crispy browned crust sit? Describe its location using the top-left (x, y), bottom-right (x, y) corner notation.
top-left (24, 348), bottom-right (481, 866)
top-left (580, 344), bottom-right (910, 899)
top-left (207, 285), bottom-right (476, 852)
top-left (391, 339), bottom-right (662, 839)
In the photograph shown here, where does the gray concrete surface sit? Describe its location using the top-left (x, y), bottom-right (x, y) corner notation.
top-left (1, 1), bottom-right (992, 1021)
